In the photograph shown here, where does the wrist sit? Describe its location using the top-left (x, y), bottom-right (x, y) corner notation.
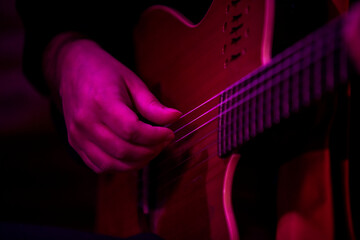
top-left (42, 32), bottom-right (96, 110)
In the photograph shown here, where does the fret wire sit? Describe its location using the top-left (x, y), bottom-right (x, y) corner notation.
top-left (219, 93), bottom-right (225, 156)
top-left (226, 88), bottom-right (232, 152)
top-left (158, 82), bottom-right (304, 179)
top-left (257, 89), bottom-right (264, 133)
top-left (243, 82), bottom-right (250, 141)
top-left (282, 57), bottom-right (291, 118)
top-left (302, 40), bottom-right (312, 106)
top-left (264, 68), bottom-right (272, 128)
top-left (151, 41), bottom-right (344, 175)
top-left (158, 51), bottom-right (346, 176)
top-left (250, 75), bottom-right (257, 137)
top-left (227, 17), bottom-right (340, 93)
top-left (257, 71), bottom-right (267, 133)
top-left (159, 78), bottom-right (316, 181)
top-left (190, 37), bottom-right (342, 148)
top-left (143, 19), bottom-right (347, 183)
top-left (238, 83), bottom-right (244, 145)
top-left (232, 84), bottom-right (238, 149)
top-left (171, 18), bottom-right (342, 136)
top-left (273, 63), bottom-right (281, 124)
top-left (222, 25), bottom-right (339, 109)
top-left (220, 37), bottom-right (337, 113)
top-left (220, 89), bottom-right (226, 156)
top-left (217, 47), bottom-right (343, 155)
top-left (266, 17), bottom-right (342, 74)
top-left (150, 52), bottom-right (345, 183)
top-left (291, 50), bottom-right (301, 112)
top-left (174, 18), bottom-right (344, 144)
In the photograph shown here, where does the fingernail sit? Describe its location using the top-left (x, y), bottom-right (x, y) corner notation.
top-left (164, 106), bottom-right (181, 114)
top-left (168, 108), bottom-right (182, 118)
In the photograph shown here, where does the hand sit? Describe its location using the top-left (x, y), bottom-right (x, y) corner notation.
top-left (44, 37), bottom-right (181, 173)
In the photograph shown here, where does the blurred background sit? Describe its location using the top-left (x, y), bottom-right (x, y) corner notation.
top-left (0, 0), bottom-right (97, 232)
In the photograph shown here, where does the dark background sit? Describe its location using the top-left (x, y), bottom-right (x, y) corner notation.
top-left (0, 0), bottom-right (97, 232)
top-left (0, 0), bottom-right (358, 236)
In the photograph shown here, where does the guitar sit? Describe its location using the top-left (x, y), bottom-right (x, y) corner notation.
top-left (96, 0), bottom-right (356, 239)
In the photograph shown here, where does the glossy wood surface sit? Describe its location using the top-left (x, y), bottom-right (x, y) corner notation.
top-left (136, 0), bottom-right (269, 239)
top-left (97, 0), bottom-right (269, 239)
top-left (96, 0), bottom-right (352, 239)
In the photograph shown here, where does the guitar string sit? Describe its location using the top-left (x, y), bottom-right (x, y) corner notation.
top-left (168, 28), bottom-right (340, 139)
top-left (135, 17), bottom-right (342, 179)
top-left (142, 46), bottom-right (346, 185)
top-left (138, 146), bottom-right (218, 188)
top-left (146, 130), bottom-right (219, 182)
top-left (144, 93), bottom-right (292, 187)
top-left (140, 79), bottom-right (319, 187)
top-left (164, 17), bottom-right (341, 133)
top-left (139, 21), bottom-right (342, 185)
top-left (167, 91), bottom-right (223, 124)
top-left (140, 27), bottom-right (343, 179)
top-left (138, 153), bottom-right (225, 203)
top-left (174, 42), bottom-right (341, 144)
top-left (155, 151), bottom-right (219, 195)
top-left (171, 37), bottom-right (340, 139)
top-left (137, 17), bottom-right (344, 200)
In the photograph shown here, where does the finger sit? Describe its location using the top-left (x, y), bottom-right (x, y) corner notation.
top-left (99, 101), bottom-right (175, 146)
top-left (125, 74), bottom-right (181, 125)
top-left (79, 139), bottom-right (161, 172)
top-left (77, 149), bottom-right (102, 173)
top-left (67, 133), bottom-right (104, 173)
top-left (77, 122), bottom-right (170, 160)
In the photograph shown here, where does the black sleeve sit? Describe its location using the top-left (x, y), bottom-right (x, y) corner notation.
top-left (16, 0), bottom-right (150, 95)
top-left (16, 0), bottom-right (212, 96)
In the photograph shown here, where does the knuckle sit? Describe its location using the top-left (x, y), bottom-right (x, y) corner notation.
top-left (92, 93), bottom-right (104, 107)
top-left (74, 108), bottom-right (88, 124)
top-left (86, 156), bottom-right (110, 174)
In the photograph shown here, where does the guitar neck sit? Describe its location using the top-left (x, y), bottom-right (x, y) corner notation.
top-left (218, 16), bottom-right (349, 157)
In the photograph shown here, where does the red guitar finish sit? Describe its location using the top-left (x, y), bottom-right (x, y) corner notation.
top-left (96, 0), bottom-right (353, 239)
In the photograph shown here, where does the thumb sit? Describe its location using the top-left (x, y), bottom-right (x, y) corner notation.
top-left (126, 75), bottom-right (181, 125)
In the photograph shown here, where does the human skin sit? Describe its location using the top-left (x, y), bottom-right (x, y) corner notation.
top-left (42, 4), bottom-right (359, 173)
top-left (43, 33), bottom-right (181, 173)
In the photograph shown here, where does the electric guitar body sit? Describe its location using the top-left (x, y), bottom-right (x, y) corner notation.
top-left (96, 0), bottom-right (354, 239)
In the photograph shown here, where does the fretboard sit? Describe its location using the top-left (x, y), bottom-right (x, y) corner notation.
top-left (218, 17), bottom-right (349, 157)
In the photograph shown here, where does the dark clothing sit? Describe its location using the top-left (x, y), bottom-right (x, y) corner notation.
top-left (16, 0), bottom-right (212, 95)
top-left (13, 1), bottom-right (359, 239)
top-left (15, 0), bottom-right (213, 172)
top-left (11, 1), bottom-right (212, 239)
